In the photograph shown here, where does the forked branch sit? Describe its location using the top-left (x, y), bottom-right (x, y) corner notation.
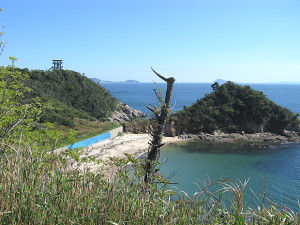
top-left (144, 68), bottom-right (175, 183)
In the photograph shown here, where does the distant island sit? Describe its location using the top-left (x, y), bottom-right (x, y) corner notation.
top-left (214, 79), bottom-right (300, 85)
top-left (269, 81), bottom-right (300, 84)
top-left (125, 80), bottom-right (139, 83)
top-left (89, 78), bottom-right (113, 83)
top-left (213, 79), bottom-right (227, 84)
top-left (213, 79), bottom-right (239, 84)
top-left (90, 78), bottom-right (139, 83)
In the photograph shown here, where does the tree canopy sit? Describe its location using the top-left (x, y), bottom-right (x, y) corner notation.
top-left (11, 68), bottom-right (119, 127)
top-left (173, 82), bottom-right (299, 134)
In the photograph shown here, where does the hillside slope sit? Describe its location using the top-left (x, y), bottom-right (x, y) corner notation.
top-left (170, 82), bottom-right (299, 134)
top-left (23, 69), bottom-right (118, 120)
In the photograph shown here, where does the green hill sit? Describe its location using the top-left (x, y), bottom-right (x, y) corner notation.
top-left (172, 81), bottom-right (299, 134)
top-left (17, 68), bottom-right (119, 128)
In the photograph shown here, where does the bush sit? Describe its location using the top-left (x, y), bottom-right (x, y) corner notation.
top-left (1, 150), bottom-right (299, 224)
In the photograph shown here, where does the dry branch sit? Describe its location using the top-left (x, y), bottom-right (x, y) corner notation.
top-left (144, 68), bottom-right (175, 183)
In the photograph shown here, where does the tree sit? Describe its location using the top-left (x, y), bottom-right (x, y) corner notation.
top-left (211, 82), bottom-right (219, 91)
top-left (144, 68), bottom-right (175, 183)
top-left (0, 9), bottom-right (6, 55)
top-left (0, 60), bottom-right (64, 161)
top-left (0, 61), bottom-right (39, 160)
top-left (25, 69), bottom-right (119, 121)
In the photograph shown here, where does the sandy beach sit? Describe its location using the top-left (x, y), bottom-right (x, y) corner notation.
top-left (62, 133), bottom-right (183, 176)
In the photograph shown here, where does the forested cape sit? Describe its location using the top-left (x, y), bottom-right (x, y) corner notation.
top-left (17, 68), bottom-right (118, 127)
top-left (172, 82), bottom-right (299, 134)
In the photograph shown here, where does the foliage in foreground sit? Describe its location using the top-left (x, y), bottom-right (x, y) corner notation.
top-left (1, 63), bottom-right (299, 224)
top-left (1, 151), bottom-right (300, 224)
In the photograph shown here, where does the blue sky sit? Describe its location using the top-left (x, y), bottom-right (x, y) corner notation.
top-left (1, 0), bottom-right (300, 83)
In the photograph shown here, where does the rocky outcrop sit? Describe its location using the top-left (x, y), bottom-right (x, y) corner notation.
top-left (107, 103), bottom-right (146, 122)
top-left (177, 130), bottom-right (300, 146)
top-left (164, 120), bottom-right (180, 137)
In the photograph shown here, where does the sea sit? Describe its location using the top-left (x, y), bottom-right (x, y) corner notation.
top-left (101, 82), bottom-right (300, 211)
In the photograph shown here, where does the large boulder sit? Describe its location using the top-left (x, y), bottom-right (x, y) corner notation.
top-left (107, 103), bottom-right (146, 122)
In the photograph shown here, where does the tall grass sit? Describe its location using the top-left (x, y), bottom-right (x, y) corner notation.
top-left (1, 146), bottom-right (299, 224)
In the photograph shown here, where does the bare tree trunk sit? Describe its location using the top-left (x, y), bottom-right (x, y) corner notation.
top-left (144, 68), bottom-right (175, 183)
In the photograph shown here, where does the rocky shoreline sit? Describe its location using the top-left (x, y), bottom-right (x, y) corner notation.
top-left (178, 130), bottom-right (300, 147)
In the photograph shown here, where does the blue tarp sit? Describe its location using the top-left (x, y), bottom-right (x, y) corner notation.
top-left (68, 131), bottom-right (111, 149)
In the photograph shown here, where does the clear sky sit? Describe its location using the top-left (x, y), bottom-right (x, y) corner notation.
top-left (1, 0), bottom-right (300, 83)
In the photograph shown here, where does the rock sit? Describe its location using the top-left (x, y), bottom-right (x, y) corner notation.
top-left (177, 131), bottom-right (300, 145)
top-left (213, 130), bottom-right (222, 135)
top-left (107, 103), bottom-right (147, 122)
top-left (164, 120), bottom-right (178, 137)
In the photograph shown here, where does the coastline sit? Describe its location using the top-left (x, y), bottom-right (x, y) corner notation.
top-left (66, 133), bottom-right (184, 176)
top-left (178, 130), bottom-right (300, 146)
top-left (60, 130), bottom-right (299, 178)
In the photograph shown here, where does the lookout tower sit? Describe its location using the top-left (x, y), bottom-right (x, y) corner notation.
top-left (52, 59), bottom-right (63, 70)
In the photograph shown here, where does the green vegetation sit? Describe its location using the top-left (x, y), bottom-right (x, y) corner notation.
top-left (1, 21), bottom-right (299, 222)
top-left (56, 120), bottom-right (121, 148)
top-left (1, 64), bottom-right (299, 224)
top-left (1, 67), bottom-right (121, 143)
top-left (20, 68), bottom-right (119, 123)
top-left (1, 150), bottom-right (299, 224)
top-left (173, 81), bottom-right (299, 134)
top-left (72, 122), bottom-right (120, 142)
top-left (123, 119), bottom-right (150, 133)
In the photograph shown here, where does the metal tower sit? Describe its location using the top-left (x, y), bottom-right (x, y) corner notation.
top-left (52, 59), bottom-right (63, 70)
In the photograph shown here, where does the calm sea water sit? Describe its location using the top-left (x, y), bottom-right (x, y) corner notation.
top-left (160, 142), bottom-right (300, 210)
top-left (101, 82), bottom-right (300, 210)
top-left (101, 83), bottom-right (300, 114)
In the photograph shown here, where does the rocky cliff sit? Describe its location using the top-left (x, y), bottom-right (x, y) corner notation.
top-left (107, 103), bottom-right (147, 122)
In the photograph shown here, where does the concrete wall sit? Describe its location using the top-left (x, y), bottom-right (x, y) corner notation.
top-left (68, 126), bottom-right (123, 149)
top-left (110, 126), bottom-right (123, 138)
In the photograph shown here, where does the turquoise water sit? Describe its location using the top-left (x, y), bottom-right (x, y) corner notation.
top-left (160, 142), bottom-right (300, 211)
top-left (101, 82), bottom-right (300, 211)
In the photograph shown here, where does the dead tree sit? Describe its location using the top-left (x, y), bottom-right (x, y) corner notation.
top-left (144, 68), bottom-right (175, 183)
